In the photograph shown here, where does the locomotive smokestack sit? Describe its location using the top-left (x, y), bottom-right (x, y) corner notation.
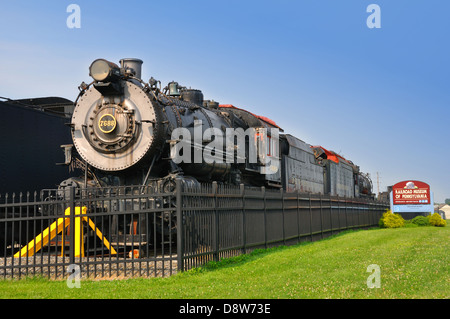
top-left (120, 58), bottom-right (143, 80)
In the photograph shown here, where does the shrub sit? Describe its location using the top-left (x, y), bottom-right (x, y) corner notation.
top-left (428, 213), bottom-right (447, 227)
top-left (379, 210), bottom-right (405, 228)
top-left (403, 220), bottom-right (418, 228)
top-left (411, 215), bottom-right (430, 227)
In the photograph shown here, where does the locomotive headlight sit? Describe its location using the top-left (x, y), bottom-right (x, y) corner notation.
top-left (89, 59), bottom-right (120, 82)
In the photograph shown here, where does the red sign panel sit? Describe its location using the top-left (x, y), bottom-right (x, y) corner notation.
top-left (392, 180), bottom-right (430, 205)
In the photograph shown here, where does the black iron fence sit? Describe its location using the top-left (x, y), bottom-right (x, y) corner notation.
top-left (0, 184), bottom-right (178, 279)
top-left (0, 180), bottom-right (388, 280)
top-left (178, 181), bottom-right (388, 272)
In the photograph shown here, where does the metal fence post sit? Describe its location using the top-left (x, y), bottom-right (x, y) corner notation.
top-left (345, 199), bottom-right (348, 230)
top-left (69, 186), bottom-right (76, 266)
top-left (309, 194), bottom-right (313, 242)
top-left (330, 196), bottom-right (333, 236)
top-left (281, 188), bottom-right (285, 245)
top-left (176, 178), bottom-right (184, 272)
top-left (213, 182), bottom-right (219, 262)
top-left (262, 186), bottom-right (267, 249)
top-left (357, 199), bottom-right (361, 227)
top-left (371, 202), bottom-right (375, 226)
top-left (240, 184), bottom-right (246, 254)
top-left (296, 191), bottom-right (300, 244)
top-left (320, 195), bottom-right (323, 239)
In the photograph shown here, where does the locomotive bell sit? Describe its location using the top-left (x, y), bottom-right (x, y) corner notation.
top-left (168, 81), bottom-right (181, 96)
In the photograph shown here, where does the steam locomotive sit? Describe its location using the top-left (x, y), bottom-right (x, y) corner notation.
top-left (62, 58), bottom-right (373, 199)
top-left (1, 58), bottom-right (374, 256)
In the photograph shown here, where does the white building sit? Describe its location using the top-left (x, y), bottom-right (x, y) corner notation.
top-left (435, 204), bottom-right (450, 220)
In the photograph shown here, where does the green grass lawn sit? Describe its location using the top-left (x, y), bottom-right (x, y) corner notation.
top-left (0, 225), bottom-right (448, 299)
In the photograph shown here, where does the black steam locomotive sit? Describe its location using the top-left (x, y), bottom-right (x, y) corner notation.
top-left (62, 58), bottom-right (373, 199)
top-left (1, 58), bottom-right (374, 256)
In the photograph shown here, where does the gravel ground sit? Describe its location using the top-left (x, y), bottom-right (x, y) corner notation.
top-left (0, 255), bottom-right (179, 280)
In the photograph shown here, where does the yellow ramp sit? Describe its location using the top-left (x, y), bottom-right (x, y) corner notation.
top-left (14, 207), bottom-right (117, 258)
top-left (14, 216), bottom-right (70, 258)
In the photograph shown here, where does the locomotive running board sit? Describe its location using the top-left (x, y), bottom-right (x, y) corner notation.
top-left (13, 206), bottom-right (117, 258)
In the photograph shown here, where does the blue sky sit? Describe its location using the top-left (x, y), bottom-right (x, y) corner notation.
top-left (0, 1), bottom-right (449, 202)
